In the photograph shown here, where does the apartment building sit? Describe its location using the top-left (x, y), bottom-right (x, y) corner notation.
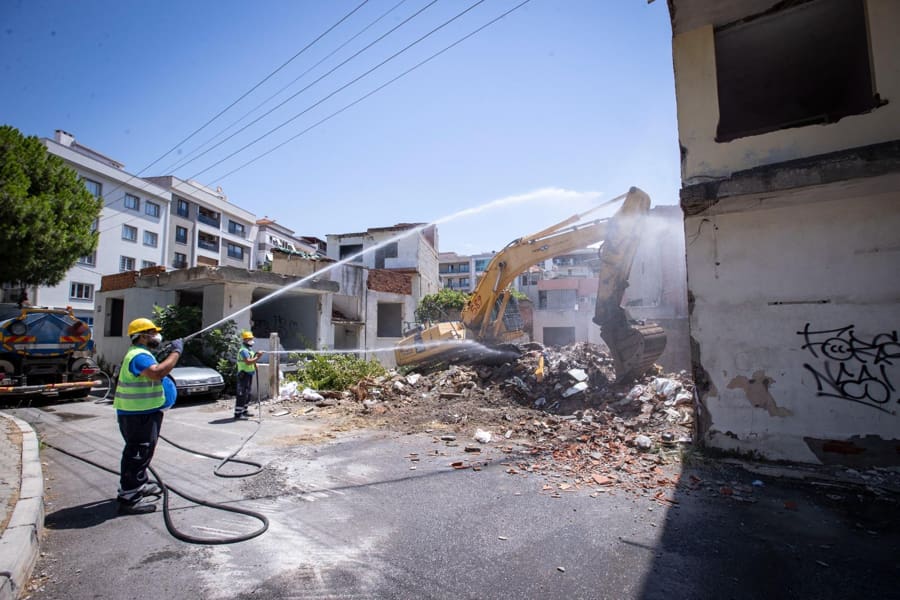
top-left (255, 218), bottom-right (317, 269)
top-left (437, 252), bottom-right (472, 291)
top-left (668, 0), bottom-right (900, 465)
top-left (31, 130), bottom-right (171, 323)
top-left (144, 176), bottom-right (257, 270)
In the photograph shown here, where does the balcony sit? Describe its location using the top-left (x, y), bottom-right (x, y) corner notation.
top-left (439, 264), bottom-right (470, 274)
top-left (197, 212), bottom-right (220, 228)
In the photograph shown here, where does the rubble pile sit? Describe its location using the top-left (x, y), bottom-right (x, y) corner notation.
top-left (278, 342), bottom-right (695, 498)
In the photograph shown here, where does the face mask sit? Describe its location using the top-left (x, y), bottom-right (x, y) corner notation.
top-left (246, 340), bottom-right (254, 347)
top-left (147, 333), bottom-right (163, 348)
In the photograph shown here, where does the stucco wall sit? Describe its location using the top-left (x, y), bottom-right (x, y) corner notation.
top-left (672, 0), bottom-right (900, 183)
top-left (686, 177), bottom-right (900, 463)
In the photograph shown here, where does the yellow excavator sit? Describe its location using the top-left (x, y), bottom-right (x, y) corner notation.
top-left (394, 187), bottom-right (667, 381)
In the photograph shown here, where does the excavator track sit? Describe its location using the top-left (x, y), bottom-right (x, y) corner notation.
top-left (601, 322), bottom-right (667, 382)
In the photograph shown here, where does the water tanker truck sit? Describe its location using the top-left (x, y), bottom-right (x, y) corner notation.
top-left (0, 304), bottom-right (100, 399)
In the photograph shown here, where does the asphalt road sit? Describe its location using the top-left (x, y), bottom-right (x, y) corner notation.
top-left (10, 399), bottom-right (900, 600)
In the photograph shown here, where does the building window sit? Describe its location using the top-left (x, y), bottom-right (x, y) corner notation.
top-left (175, 226), bottom-right (188, 244)
top-left (459, 277), bottom-right (470, 288)
top-left (173, 252), bottom-right (188, 269)
top-left (340, 244), bottom-right (364, 263)
top-left (176, 197), bottom-right (189, 218)
top-left (124, 194), bottom-right (140, 211)
top-left (377, 303), bottom-right (402, 337)
top-left (228, 220), bottom-right (246, 236)
top-left (69, 282), bottom-right (93, 301)
top-left (474, 258), bottom-right (491, 272)
top-left (145, 201), bottom-right (160, 218)
top-left (198, 206), bottom-right (220, 228)
top-left (143, 231), bottom-right (158, 247)
top-left (77, 252), bottom-right (96, 267)
top-left (122, 224), bottom-right (137, 242)
top-left (197, 232), bottom-right (219, 252)
top-left (141, 260), bottom-right (156, 269)
top-left (374, 242), bottom-right (399, 269)
top-left (83, 179), bottom-right (102, 197)
top-left (105, 297), bottom-right (124, 337)
top-left (715, 0), bottom-right (878, 142)
top-left (119, 256), bottom-right (135, 272)
top-left (227, 243), bottom-right (244, 260)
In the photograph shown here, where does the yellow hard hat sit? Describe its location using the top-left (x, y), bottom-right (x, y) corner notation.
top-left (241, 330), bottom-right (254, 340)
top-left (128, 317), bottom-right (161, 337)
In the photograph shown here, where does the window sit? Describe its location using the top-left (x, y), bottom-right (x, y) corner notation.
top-left (227, 243), bottom-right (244, 260)
top-left (105, 297), bottom-right (124, 337)
top-left (145, 201), bottom-right (160, 218)
top-left (374, 242), bottom-right (399, 269)
top-left (143, 231), bottom-right (158, 247)
top-left (124, 194), bottom-right (140, 211)
top-left (459, 277), bottom-right (470, 288)
top-left (198, 206), bottom-right (220, 227)
top-left (83, 179), bottom-right (102, 197)
top-left (90, 218), bottom-right (98, 232)
top-left (340, 244), bottom-right (364, 263)
top-left (715, 0), bottom-right (877, 142)
top-left (538, 289), bottom-right (577, 310)
top-left (77, 252), bottom-right (96, 267)
top-left (474, 258), bottom-right (491, 272)
top-left (175, 226), bottom-right (188, 244)
top-left (197, 232), bottom-right (219, 252)
top-left (173, 252), bottom-right (188, 269)
top-left (228, 220), bottom-right (246, 236)
top-left (176, 197), bottom-right (189, 218)
top-left (141, 260), bottom-right (157, 269)
top-left (377, 303), bottom-right (402, 337)
top-left (122, 224), bottom-right (137, 242)
top-left (69, 282), bottom-right (93, 301)
top-left (119, 256), bottom-right (135, 272)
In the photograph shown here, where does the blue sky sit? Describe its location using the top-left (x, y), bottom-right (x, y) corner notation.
top-left (1, 0), bottom-right (679, 255)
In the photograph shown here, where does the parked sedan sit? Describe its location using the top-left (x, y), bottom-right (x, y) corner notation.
top-left (169, 353), bottom-right (225, 400)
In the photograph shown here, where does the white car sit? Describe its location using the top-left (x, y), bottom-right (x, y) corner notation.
top-left (169, 353), bottom-right (225, 400)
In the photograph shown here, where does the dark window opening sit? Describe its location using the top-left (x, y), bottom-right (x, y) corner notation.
top-left (340, 244), bottom-right (364, 263)
top-left (374, 242), bottom-right (399, 269)
top-left (105, 298), bottom-right (124, 337)
top-left (543, 326), bottom-right (576, 347)
top-left (715, 0), bottom-right (878, 142)
top-left (377, 303), bottom-right (402, 337)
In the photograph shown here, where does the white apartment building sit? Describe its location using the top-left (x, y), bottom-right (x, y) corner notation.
top-left (255, 218), bottom-right (317, 269)
top-left (437, 252), bottom-right (473, 291)
top-left (32, 130), bottom-right (171, 323)
top-left (144, 176), bottom-right (257, 270)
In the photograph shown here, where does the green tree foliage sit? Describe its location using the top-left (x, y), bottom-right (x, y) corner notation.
top-left (0, 126), bottom-right (102, 287)
top-left (287, 353), bottom-right (386, 391)
top-left (415, 288), bottom-right (471, 323)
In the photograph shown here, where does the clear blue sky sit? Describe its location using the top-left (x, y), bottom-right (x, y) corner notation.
top-left (1, 0), bottom-right (679, 255)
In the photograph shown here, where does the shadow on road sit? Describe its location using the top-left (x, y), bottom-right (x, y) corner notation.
top-left (637, 459), bottom-right (900, 599)
top-left (45, 499), bottom-right (121, 530)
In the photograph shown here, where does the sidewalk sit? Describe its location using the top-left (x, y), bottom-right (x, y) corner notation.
top-left (0, 412), bottom-right (43, 600)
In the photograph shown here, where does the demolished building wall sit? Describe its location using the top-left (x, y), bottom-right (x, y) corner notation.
top-left (670, 0), bottom-right (900, 465)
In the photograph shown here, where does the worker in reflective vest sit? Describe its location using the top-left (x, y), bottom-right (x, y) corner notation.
top-left (113, 317), bottom-right (182, 515)
top-left (234, 330), bottom-right (263, 419)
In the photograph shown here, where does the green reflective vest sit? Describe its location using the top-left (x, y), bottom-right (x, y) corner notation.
top-left (237, 346), bottom-right (256, 373)
top-left (113, 346), bottom-right (165, 412)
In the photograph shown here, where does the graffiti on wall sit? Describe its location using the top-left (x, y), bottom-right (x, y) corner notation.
top-left (798, 324), bottom-right (900, 413)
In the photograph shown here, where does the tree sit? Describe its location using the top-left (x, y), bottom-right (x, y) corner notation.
top-left (415, 288), bottom-right (471, 323)
top-left (0, 125), bottom-right (102, 287)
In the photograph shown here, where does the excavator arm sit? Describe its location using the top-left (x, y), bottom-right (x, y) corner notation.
top-left (395, 187), bottom-right (667, 380)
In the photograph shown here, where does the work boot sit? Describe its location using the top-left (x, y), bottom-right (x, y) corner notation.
top-left (117, 499), bottom-right (157, 515)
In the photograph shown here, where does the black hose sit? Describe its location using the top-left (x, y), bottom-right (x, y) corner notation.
top-left (41, 425), bottom-right (269, 545)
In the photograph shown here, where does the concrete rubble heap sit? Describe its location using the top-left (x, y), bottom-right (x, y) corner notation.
top-left (280, 342), bottom-right (696, 500)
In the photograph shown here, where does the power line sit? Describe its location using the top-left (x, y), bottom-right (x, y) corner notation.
top-left (92, 0), bottom-right (372, 210)
top-left (160, 0), bottom-right (411, 176)
top-left (210, 0), bottom-right (533, 185)
top-left (187, 0), bottom-right (489, 181)
top-left (169, 0), bottom-right (443, 177)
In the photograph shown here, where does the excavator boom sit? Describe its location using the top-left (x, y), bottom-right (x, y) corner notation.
top-left (395, 187), bottom-right (667, 380)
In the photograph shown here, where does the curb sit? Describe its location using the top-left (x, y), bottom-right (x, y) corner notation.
top-left (0, 413), bottom-right (43, 600)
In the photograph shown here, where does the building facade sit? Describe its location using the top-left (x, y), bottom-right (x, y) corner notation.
top-left (34, 130), bottom-right (171, 323)
top-left (669, 0), bottom-right (900, 465)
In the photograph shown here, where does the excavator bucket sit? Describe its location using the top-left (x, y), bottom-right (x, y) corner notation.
top-left (600, 321), bottom-right (667, 382)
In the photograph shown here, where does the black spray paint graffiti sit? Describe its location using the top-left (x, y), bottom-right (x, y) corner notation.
top-left (798, 324), bottom-right (900, 413)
